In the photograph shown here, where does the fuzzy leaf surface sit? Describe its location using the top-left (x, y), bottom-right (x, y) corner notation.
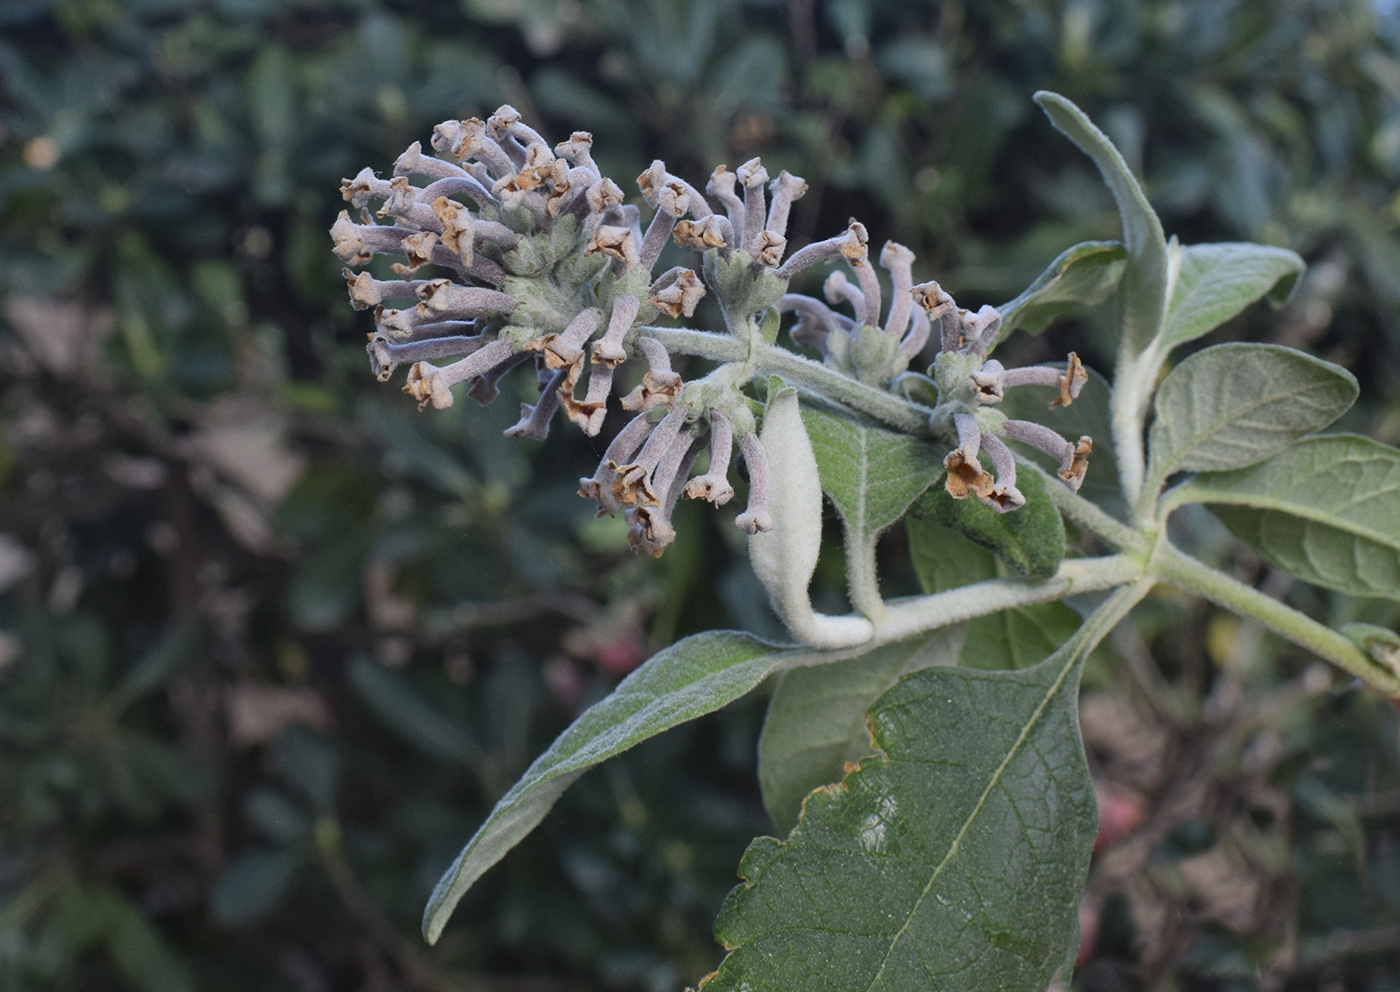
top-left (750, 383), bottom-right (872, 648)
top-left (702, 589), bottom-right (1134, 992)
top-left (996, 240), bottom-right (1127, 339)
top-left (1160, 243), bottom-right (1304, 350)
top-left (758, 633), bottom-right (965, 834)
top-left (1167, 434), bottom-right (1400, 600)
top-left (424, 631), bottom-right (801, 943)
top-left (1035, 91), bottom-right (1168, 356)
top-left (1147, 343), bottom-right (1357, 484)
top-left (909, 468), bottom-right (1065, 579)
top-left (905, 518), bottom-right (1081, 671)
top-left (800, 404), bottom-right (946, 548)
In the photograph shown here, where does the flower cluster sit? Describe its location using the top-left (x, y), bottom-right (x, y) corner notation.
top-left (332, 105), bottom-right (1092, 556)
top-left (927, 300), bottom-right (1093, 512)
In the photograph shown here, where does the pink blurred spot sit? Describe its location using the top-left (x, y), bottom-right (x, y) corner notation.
top-left (1093, 782), bottom-right (1145, 852)
top-left (593, 634), bottom-right (646, 676)
top-left (1077, 899), bottom-right (1100, 966)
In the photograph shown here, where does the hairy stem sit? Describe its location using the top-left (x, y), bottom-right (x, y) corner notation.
top-left (1148, 541), bottom-right (1400, 696)
top-left (845, 526), bottom-right (886, 621)
top-left (641, 326), bottom-right (934, 436)
top-left (869, 554), bottom-right (1146, 645)
top-left (1111, 347), bottom-right (1153, 513)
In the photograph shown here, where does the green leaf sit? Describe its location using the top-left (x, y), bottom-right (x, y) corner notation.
top-left (1166, 435), bottom-right (1400, 600)
top-left (424, 630), bottom-right (809, 944)
top-left (996, 240), bottom-right (1127, 338)
top-left (757, 633), bottom-right (965, 834)
top-left (704, 588), bottom-right (1143, 992)
top-left (1146, 343), bottom-right (1357, 487)
top-left (751, 384), bottom-right (873, 648)
top-left (905, 517), bottom-right (1081, 671)
top-left (800, 404), bottom-right (946, 547)
top-left (906, 506), bottom-right (997, 592)
top-left (959, 601), bottom-right (1082, 673)
top-left (1160, 243), bottom-right (1305, 350)
top-left (908, 467), bottom-right (1065, 579)
top-left (1035, 91), bottom-right (1169, 356)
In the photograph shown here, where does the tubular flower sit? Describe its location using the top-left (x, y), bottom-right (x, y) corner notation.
top-left (774, 223), bottom-right (932, 386)
top-left (927, 291), bottom-right (1094, 512)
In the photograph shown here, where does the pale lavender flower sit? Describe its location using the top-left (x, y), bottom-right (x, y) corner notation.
top-left (929, 295), bottom-right (1094, 511)
top-left (337, 105), bottom-right (1079, 560)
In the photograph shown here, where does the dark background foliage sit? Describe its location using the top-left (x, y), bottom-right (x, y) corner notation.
top-left (2, 1), bottom-right (1400, 990)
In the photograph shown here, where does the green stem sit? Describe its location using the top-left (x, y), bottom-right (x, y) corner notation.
top-left (845, 525), bottom-right (886, 621)
top-left (1029, 462), bottom-right (1150, 556)
top-left (870, 554), bottom-right (1145, 645)
top-left (641, 326), bottom-right (745, 361)
top-left (640, 326), bottom-right (934, 436)
top-left (1148, 541), bottom-right (1400, 696)
top-left (1110, 347), bottom-right (1151, 512)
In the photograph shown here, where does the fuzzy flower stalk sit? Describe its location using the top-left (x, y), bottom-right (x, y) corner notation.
top-left (332, 106), bottom-right (1093, 566)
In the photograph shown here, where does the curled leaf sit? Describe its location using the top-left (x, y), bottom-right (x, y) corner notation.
top-left (748, 384), bottom-right (873, 649)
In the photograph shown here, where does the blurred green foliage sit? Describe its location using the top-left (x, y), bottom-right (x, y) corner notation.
top-left (2, 0), bottom-right (1400, 989)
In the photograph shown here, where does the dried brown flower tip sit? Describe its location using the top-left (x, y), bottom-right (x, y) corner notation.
top-left (580, 413), bottom-right (655, 517)
top-left (942, 412), bottom-right (1021, 512)
top-left (1053, 352), bottom-right (1088, 408)
top-left (554, 131), bottom-right (598, 172)
top-left (636, 160), bottom-right (668, 206)
top-left (1059, 436), bottom-right (1093, 491)
top-left (404, 362), bottom-right (453, 411)
top-left (969, 359), bottom-right (1006, 404)
top-left (591, 295), bottom-right (640, 367)
top-left (650, 269), bottom-right (706, 319)
top-left (944, 447), bottom-right (995, 500)
top-left (609, 407), bottom-right (689, 508)
top-left (625, 430), bottom-right (697, 557)
top-left (585, 177), bottom-right (624, 217)
top-left (562, 361), bottom-right (612, 436)
top-left (673, 216), bottom-right (729, 251)
top-left (620, 343), bottom-right (684, 411)
top-left (400, 231), bottom-right (439, 273)
top-left (683, 410), bottom-right (736, 506)
top-left (587, 225), bottom-right (641, 269)
top-left (750, 230), bottom-right (787, 269)
top-left (345, 270), bottom-right (427, 311)
top-left (430, 197), bottom-right (474, 267)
